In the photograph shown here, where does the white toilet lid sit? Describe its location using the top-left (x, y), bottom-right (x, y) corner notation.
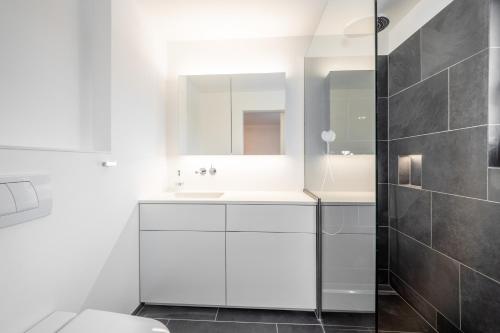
top-left (58, 309), bottom-right (168, 333)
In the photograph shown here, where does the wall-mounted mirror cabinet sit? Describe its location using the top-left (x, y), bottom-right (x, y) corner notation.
top-left (328, 70), bottom-right (375, 155)
top-left (178, 73), bottom-right (286, 155)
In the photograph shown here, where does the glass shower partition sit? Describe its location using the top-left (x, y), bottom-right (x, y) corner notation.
top-left (304, 0), bottom-right (377, 328)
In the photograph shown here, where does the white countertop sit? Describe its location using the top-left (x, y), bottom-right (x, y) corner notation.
top-left (140, 190), bottom-right (376, 205)
top-left (140, 191), bottom-right (317, 205)
top-left (311, 191), bottom-right (375, 205)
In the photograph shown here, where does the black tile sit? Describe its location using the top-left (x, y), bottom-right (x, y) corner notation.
top-left (377, 226), bottom-right (389, 269)
top-left (488, 125), bottom-right (500, 167)
top-left (377, 184), bottom-right (389, 226)
top-left (377, 269), bottom-right (389, 285)
top-left (389, 31), bottom-right (421, 95)
top-left (377, 98), bottom-right (388, 140)
top-left (389, 70), bottom-right (448, 139)
top-left (137, 305), bottom-right (217, 320)
top-left (378, 295), bottom-right (434, 333)
top-left (432, 193), bottom-right (500, 282)
top-left (436, 313), bottom-right (463, 333)
top-left (388, 126), bottom-right (488, 199)
top-left (167, 320), bottom-right (276, 333)
top-left (378, 141), bottom-right (388, 183)
top-left (389, 185), bottom-right (431, 245)
top-left (461, 266), bottom-right (500, 333)
top-left (378, 56), bottom-right (388, 98)
top-left (489, 48), bottom-right (500, 125)
top-left (421, 0), bottom-right (489, 78)
top-left (321, 312), bottom-right (375, 328)
top-left (216, 308), bottom-right (319, 324)
top-left (488, 168), bottom-right (500, 202)
top-left (277, 324), bottom-right (323, 333)
top-left (390, 273), bottom-right (437, 327)
top-left (390, 229), bottom-right (460, 325)
top-left (449, 49), bottom-right (489, 129)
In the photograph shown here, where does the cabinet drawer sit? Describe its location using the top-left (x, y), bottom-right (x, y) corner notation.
top-left (140, 204), bottom-right (225, 231)
top-left (227, 205), bottom-right (315, 233)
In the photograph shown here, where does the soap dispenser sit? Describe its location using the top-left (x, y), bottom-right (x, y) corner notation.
top-left (174, 170), bottom-right (184, 191)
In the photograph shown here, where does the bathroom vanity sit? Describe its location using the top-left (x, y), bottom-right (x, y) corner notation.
top-left (139, 192), bottom-right (317, 310)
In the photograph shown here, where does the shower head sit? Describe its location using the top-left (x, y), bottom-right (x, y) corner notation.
top-left (377, 16), bottom-right (390, 32)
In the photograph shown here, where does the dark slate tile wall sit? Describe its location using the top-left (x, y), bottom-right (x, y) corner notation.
top-left (377, 55), bottom-right (389, 284)
top-left (388, 32), bottom-right (421, 95)
top-left (449, 49), bottom-right (489, 129)
top-left (389, 70), bottom-right (448, 139)
top-left (378, 0), bottom-right (500, 332)
top-left (420, 0), bottom-right (489, 79)
top-left (389, 185), bottom-right (431, 245)
top-left (390, 229), bottom-right (460, 326)
top-left (461, 267), bottom-right (500, 333)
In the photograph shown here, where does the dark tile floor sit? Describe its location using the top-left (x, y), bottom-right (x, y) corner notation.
top-left (135, 305), bottom-right (374, 333)
top-left (135, 293), bottom-right (434, 333)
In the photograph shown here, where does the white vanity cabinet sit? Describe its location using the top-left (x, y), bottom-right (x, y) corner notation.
top-left (139, 204), bottom-right (226, 306)
top-left (139, 202), bottom-right (316, 310)
top-left (226, 205), bottom-right (316, 309)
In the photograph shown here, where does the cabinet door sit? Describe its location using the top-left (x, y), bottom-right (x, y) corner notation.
top-left (226, 232), bottom-right (316, 309)
top-left (140, 231), bottom-right (225, 305)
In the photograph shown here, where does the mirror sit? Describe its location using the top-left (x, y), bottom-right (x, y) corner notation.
top-left (178, 73), bottom-right (286, 155)
top-left (328, 70), bottom-right (375, 155)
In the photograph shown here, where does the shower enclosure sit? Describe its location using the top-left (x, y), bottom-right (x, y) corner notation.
top-left (304, 0), bottom-right (377, 328)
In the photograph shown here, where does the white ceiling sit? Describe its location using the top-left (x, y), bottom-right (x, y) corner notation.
top-left (137, 0), bottom-right (328, 41)
top-left (378, 0), bottom-right (421, 25)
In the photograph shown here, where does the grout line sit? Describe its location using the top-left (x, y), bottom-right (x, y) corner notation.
top-left (459, 265), bottom-right (462, 329)
top-left (391, 46), bottom-right (490, 100)
top-left (154, 318), bottom-right (322, 325)
top-left (389, 67), bottom-right (447, 99)
top-left (430, 192), bottom-right (433, 248)
top-left (390, 227), bottom-right (500, 286)
top-left (390, 289), bottom-right (438, 333)
top-left (388, 183), bottom-right (492, 204)
top-left (391, 271), bottom-right (456, 329)
top-left (389, 124), bottom-right (487, 141)
top-left (447, 68), bottom-right (451, 131)
top-left (420, 29), bottom-right (423, 81)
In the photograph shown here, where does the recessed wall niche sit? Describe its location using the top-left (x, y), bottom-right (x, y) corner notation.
top-left (398, 155), bottom-right (422, 188)
top-left (0, 0), bottom-right (111, 152)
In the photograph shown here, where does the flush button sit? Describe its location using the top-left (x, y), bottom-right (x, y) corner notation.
top-left (7, 182), bottom-right (39, 212)
top-left (0, 184), bottom-right (16, 216)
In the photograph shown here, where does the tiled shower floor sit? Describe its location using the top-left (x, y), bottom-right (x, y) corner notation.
top-left (135, 293), bottom-right (433, 333)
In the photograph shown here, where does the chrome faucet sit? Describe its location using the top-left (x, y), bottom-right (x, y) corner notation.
top-left (195, 168), bottom-right (207, 175)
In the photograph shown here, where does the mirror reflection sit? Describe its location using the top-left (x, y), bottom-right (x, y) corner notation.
top-left (179, 72), bottom-right (286, 155)
top-left (328, 70), bottom-right (375, 155)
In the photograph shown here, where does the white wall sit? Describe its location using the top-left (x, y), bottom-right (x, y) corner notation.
top-left (166, 37), bottom-right (310, 191)
top-left (0, 0), bottom-right (111, 152)
top-left (0, 1), bottom-right (167, 332)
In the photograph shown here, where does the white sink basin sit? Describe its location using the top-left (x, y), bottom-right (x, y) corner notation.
top-left (174, 192), bottom-right (224, 199)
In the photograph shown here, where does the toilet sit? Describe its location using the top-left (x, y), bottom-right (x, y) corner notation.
top-left (26, 309), bottom-right (169, 333)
